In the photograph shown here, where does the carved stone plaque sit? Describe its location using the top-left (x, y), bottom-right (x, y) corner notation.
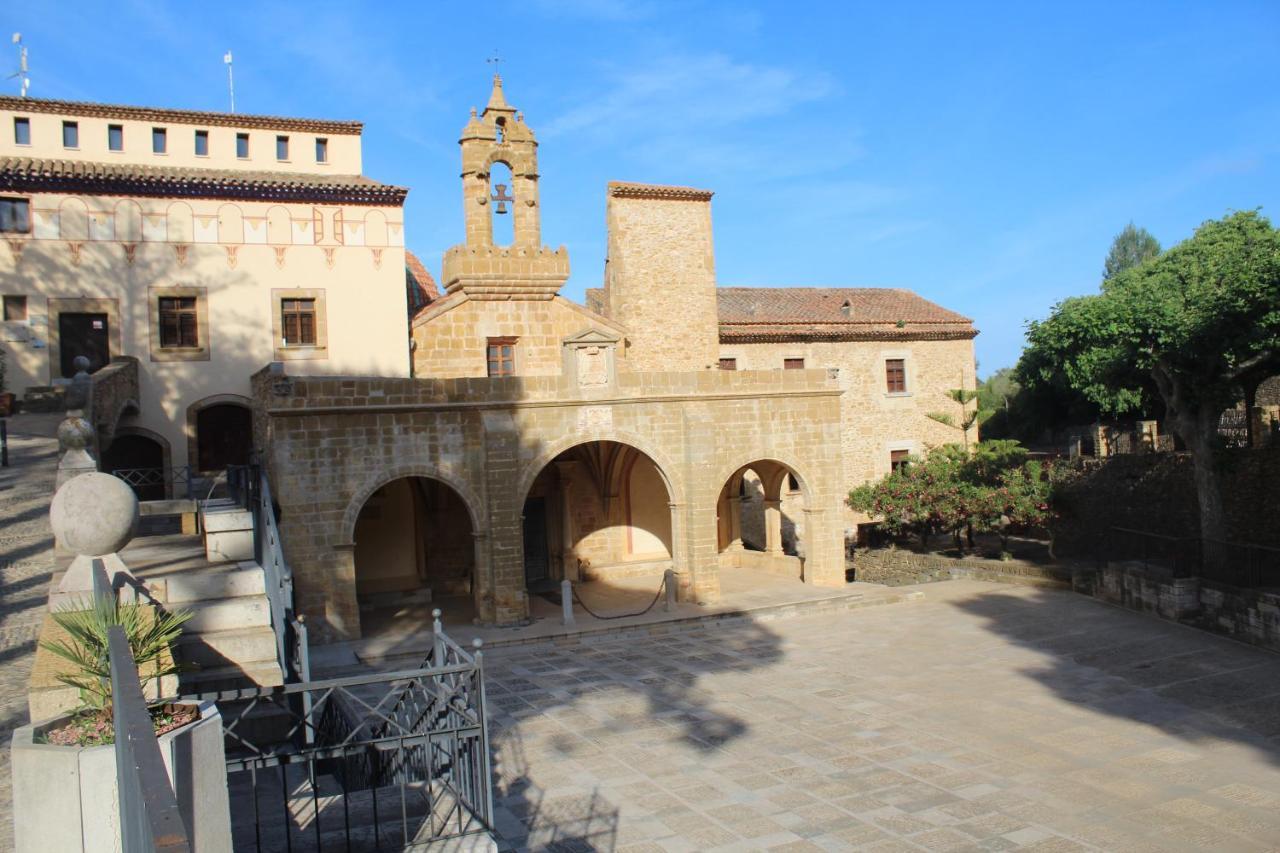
top-left (576, 345), bottom-right (608, 387)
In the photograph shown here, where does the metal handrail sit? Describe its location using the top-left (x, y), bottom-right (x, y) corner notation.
top-left (109, 625), bottom-right (191, 852)
top-left (110, 466), bottom-right (194, 499)
top-left (254, 467), bottom-right (294, 678)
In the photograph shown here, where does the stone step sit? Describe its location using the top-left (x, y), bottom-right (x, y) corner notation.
top-left (176, 625), bottom-right (279, 668)
top-left (182, 659), bottom-right (284, 692)
top-left (183, 595), bottom-right (271, 633)
top-left (162, 564), bottom-right (266, 604)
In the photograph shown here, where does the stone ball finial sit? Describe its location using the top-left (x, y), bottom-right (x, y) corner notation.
top-left (72, 355), bottom-right (91, 374)
top-left (50, 472), bottom-right (139, 557)
top-left (56, 416), bottom-right (94, 452)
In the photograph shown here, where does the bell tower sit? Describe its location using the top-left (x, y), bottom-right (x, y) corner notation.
top-left (442, 76), bottom-right (570, 299)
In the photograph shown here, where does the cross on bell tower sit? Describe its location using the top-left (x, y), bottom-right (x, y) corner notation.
top-left (444, 76), bottom-right (570, 300)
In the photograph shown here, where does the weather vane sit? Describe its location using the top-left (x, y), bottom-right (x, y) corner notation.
top-left (486, 51), bottom-right (502, 71)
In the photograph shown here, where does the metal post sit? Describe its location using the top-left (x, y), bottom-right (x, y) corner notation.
top-left (664, 568), bottom-right (677, 612)
top-left (561, 579), bottom-right (575, 626)
top-left (432, 608), bottom-right (446, 665)
top-left (473, 637), bottom-right (495, 826)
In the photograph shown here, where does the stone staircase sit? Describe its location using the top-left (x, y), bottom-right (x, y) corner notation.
top-left (121, 533), bottom-right (284, 691)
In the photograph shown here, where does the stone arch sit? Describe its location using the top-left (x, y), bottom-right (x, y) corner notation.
top-left (101, 426), bottom-right (173, 500)
top-left (713, 452), bottom-right (816, 507)
top-left (184, 393), bottom-right (253, 470)
top-left (341, 463), bottom-right (486, 547)
top-left (58, 197), bottom-right (89, 241)
top-left (516, 429), bottom-right (685, 509)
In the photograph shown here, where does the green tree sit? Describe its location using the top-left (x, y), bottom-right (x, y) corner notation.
top-left (1022, 211), bottom-right (1280, 543)
top-left (926, 388), bottom-right (992, 448)
top-left (1103, 222), bottom-right (1162, 281)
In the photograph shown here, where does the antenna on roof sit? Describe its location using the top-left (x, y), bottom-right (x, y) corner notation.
top-left (223, 50), bottom-right (235, 113)
top-left (8, 33), bottom-right (29, 98)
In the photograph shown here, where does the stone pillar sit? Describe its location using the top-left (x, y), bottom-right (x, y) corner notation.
top-left (802, 507), bottom-right (844, 587)
top-left (482, 411), bottom-right (528, 624)
top-left (1250, 407), bottom-right (1269, 449)
top-left (555, 461), bottom-right (578, 582)
top-left (471, 530), bottom-right (493, 623)
top-left (764, 498), bottom-right (783, 556)
top-left (727, 495), bottom-right (744, 551)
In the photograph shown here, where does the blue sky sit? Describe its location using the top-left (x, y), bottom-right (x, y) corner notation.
top-left (9, 1), bottom-right (1279, 374)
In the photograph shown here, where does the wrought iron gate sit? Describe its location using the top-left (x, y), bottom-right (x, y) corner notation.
top-left (181, 615), bottom-right (494, 851)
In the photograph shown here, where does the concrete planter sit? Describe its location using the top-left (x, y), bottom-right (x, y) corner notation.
top-left (10, 700), bottom-right (232, 852)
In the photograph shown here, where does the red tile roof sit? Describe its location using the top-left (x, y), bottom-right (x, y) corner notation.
top-left (718, 287), bottom-right (976, 342)
top-left (405, 251), bottom-right (440, 320)
top-left (608, 181), bottom-right (714, 201)
top-left (0, 157), bottom-right (407, 205)
top-left (0, 95), bottom-right (362, 135)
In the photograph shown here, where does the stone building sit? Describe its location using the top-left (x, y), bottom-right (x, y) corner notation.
top-left (0, 95), bottom-right (411, 476)
top-left (254, 78), bottom-right (977, 641)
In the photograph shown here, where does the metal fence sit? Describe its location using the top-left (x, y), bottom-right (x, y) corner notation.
top-left (111, 465), bottom-right (194, 500)
top-left (1105, 527), bottom-right (1280, 589)
top-left (181, 612), bottom-right (493, 851)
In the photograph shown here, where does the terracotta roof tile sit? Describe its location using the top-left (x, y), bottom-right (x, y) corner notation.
top-left (608, 181), bottom-right (713, 201)
top-left (718, 287), bottom-right (975, 342)
top-left (0, 157), bottom-right (407, 205)
top-left (405, 251), bottom-right (440, 320)
top-left (0, 95), bottom-right (362, 135)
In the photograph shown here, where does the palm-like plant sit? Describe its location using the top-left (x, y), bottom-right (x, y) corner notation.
top-left (40, 597), bottom-right (191, 711)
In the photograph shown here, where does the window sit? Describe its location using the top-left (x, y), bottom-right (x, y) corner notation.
top-left (787, 473), bottom-right (799, 492)
top-left (890, 450), bottom-right (910, 472)
top-left (0, 198), bottom-right (30, 233)
top-left (236, 133), bottom-right (249, 158)
top-left (886, 358), bottom-right (907, 393)
top-left (13, 117), bottom-right (29, 145)
top-left (108, 124), bottom-right (123, 151)
top-left (719, 357), bottom-right (737, 371)
top-left (62, 121), bottom-right (78, 148)
top-left (3, 295), bottom-right (27, 322)
top-left (486, 337), bottom-right (516, 377)
top-left (152, 127), bottom-right (167, 154)
top-left (281, 298), bottom-right (317, 346)
top-left (194, 130), bottom-right (209, 156)
top-left (276, 135), bottom-right (289, 160)
top-left (784, 357), bottom-right (805, 370)
top-left (315, 137), bottom-right (328, 163)
top-left (158, 296), bottom-right (198, 348)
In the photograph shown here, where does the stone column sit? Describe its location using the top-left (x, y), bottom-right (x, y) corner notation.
top-left (764, 498), bottom-right (783, 556)
top-left (727, 495), bottom-right (745, 551)
top-left (555, 461), bottom-right (578, 581)
top-left (470, 530), bottom-right (493, 623)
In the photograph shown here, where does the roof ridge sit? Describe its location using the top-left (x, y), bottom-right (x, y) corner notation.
top-left (0, 95), bottom-right (362, 135)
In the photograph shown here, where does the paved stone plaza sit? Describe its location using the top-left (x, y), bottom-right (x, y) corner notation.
top-left (483, 581), bottom-right (1280, 852)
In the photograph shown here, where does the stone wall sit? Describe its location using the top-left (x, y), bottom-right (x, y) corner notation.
top-left (851, 547), bottom-right (1072, 588)
top-left (1051, 449), bottom-right (1280, 554)
top-left (254, 363), bottom-right (849, 641)
top-left (1074, 563), bottom-right (1280, 653)
top-left (721, 336), bottom-right (977, 530)
top-left (603, 185), bottom-right (720, 373)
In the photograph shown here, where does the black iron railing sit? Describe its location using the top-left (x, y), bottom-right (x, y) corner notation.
top-left (111, 465), bottom-right (194, 500)
top-left (181, 612), bottom-right (493, 851)
top-left (1104, 527), bottom-right (1280, 589)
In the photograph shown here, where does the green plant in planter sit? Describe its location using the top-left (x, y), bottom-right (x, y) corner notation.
top-left (40, 597), bottom-right (192, 712)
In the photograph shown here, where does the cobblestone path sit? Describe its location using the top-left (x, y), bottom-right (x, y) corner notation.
top-left (0, 415), bottom-right (62, 851)
top-left (482, 580), bottom-right (1280, 851)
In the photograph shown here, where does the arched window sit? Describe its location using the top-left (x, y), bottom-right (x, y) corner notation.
top-left (489, 161), bottom-right (514, 247)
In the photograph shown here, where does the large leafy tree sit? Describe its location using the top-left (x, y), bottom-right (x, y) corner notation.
top-left (1103, 222), bottom-right (1162, 281)
top-left (1023, 210), bottom-right (1280, 543)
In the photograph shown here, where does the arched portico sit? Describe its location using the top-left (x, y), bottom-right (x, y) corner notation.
top-left (716, 458), bottom-right (810, 580)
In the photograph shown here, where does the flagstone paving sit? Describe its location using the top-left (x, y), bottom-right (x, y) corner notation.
top-left (482, 580), bottom-right (1280, 851)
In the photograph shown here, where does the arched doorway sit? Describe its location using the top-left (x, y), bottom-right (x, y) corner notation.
top-left (353, 476), bottom-right (477, 632)
top-left (193, 403), bottom-right (252, 472)
top-left (716, 460), bottom-right (807, 579)
top-left (101, 432), bottom-right (167, 501)
top-left (522, 440), bottom-right (674, 594)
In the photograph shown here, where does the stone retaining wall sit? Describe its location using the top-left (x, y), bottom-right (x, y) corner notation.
top-left (1074, 562), bottom-right (1280, 653)
top-left (851, 547), bottom-right (1071, 588)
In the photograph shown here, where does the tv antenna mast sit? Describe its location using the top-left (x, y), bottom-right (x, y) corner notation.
top-left (9, 33), bottom-right (29, 97)
top-left (223, 50), bottom-right (235, 112)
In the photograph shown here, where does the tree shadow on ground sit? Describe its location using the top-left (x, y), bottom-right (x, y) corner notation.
top-left (949, 586), bottom-right (1280, 767)
top-left (477, 616), bottom-right (783, 850)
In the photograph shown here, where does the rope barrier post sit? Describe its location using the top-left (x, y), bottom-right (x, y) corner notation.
top-left (561, 579), bottom-right (575, 626)
top-left (432, 608), bottom-right (445, 665)
top-left (664, 568), bottom-right (676, 612)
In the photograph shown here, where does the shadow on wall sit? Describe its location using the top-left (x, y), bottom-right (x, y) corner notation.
top-left (949, 585), bottom-right (1280, 768)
